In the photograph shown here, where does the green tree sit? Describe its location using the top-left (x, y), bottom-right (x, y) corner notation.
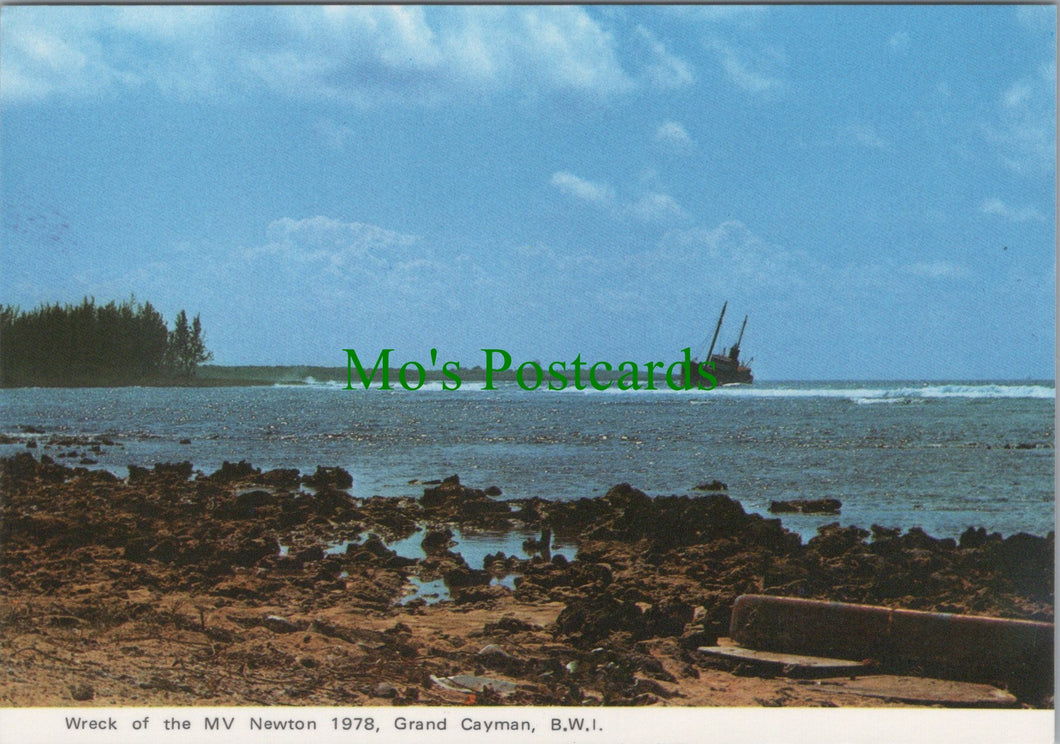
top-left (166, 309), bottom-right (212, 379)
top-left (189, 313), bottom-right (213, 373)
top-left (0, 297), bottom-right (173, 385)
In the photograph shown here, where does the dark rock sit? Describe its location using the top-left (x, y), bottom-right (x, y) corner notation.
top-left (123, 538), bottom-right (152, 562)
top-left (209, 460), bottom-right (260, 482)
top-left (603, 483), bottom-right (651, 511)
top-left (153, 462), bottom-right (193, 480)
top-left (303, 466), bottom-right (353, 490)
top-left (484, 616), bottom-right (541, 634)
top-left (225, 536), bottom-right (280, 566)
top-left (642, 599), bottom-right (695, 638)
top-left (227, 488), bottom-right (276, 517)
top-left (259, 468), bottom-right (301, 488)
top-left (807, 523), bottom-right (869, 558)
top-left (127, 464), bottom-right (151, 483)
top-left (444, 567), bottom-right (492, 588)
top-left (373, 682), bottom-right (398, 698)
top-left (476, 644), bottom-right (523, 672)
top-left (1, 452), bottom-right (43, 485)
top-left (871, 525), bottom-right (902, 541)
top-left (555, 591), bottom-right (644, 646)
top-left (307, 488), bottom-right (357, 517)
top-left (292, 546), bottom-right (325, 565)
top-left (421, 527), bottom-right (455, 555)
top-left (263, 615), bottom-right (303, 633)
top-left (693, 480), bottom-right (728, 491)
top-left (959, 526), bottom-right (1001, 550)
top-left (678, 625), bottom-right (718, 651)
top-left (746, 517), bottom-right (801, 553)
top-left (420, 474), bottom-right (510, 525)
top-left (69, 683), bottom-right (94, 701)
top-left (148, 538), bottom-right (181, 563)
top-left (769, 498), bottom-right (842, 515)
top-left (898, 527), bottom-right (943, 551)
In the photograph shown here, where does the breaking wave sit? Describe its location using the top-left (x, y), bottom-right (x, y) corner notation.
top-left (279, 376), bottom-right (1053, 401)
top-left (711, 382), bottom-right (1054, 402)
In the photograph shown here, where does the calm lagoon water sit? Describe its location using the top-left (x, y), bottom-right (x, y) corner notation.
top-left (1, 380), bottom-right (1053, 540)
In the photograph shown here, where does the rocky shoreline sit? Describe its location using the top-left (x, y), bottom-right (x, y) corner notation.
top-left (0, 453), bottom-right (1053, 707)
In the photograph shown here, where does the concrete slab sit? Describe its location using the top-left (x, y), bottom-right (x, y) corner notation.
top-left (728, 594), bottom-right (1052, 692)
top-left (798, 675), bottom-right (1020, 708)
top-left (699, 644), bottom-right (871, 677)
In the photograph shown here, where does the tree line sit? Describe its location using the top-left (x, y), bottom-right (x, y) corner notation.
top-left (0, 297), bottom-right (212, 386)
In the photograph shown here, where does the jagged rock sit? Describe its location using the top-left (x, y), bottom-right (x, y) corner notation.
top-left (444, 567), bottom-right (492, 588)
top-left (303, 466), bottom-right (353, 490)
top-left (555, 591), bottom-right (644, 646)
top-left (421, 527), bottom-right (455, 555)
top-left (209, 460), bottom-right (260, 482)
top-left (225, 488), bottom-right (277, 517)
top-left (959, 526), bottom-right (1000, 550)
top-left (484, 616), bottom-right (541, 634)
top-left (807, 523), bottom-right (869, 558)
top-left (373, 682), bottom-right (398, 698)
top-left (263, 615), bottom-right (302, 633)
top-left (69, 683), bottom-right (94, 701)
top-left (152, 462), bottom-right (193, 481)
top-left (769, 498), bottom-right (841, 515)
top-left (259, 468), bottom-right (301, 488)
top-left (127, 464), bottom-right (152, 483)
top-left (642, 599), bottom-right (695, 638)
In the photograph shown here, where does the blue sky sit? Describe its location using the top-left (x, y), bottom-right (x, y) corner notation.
top-left (1, 5), bottom-right (1055, 380)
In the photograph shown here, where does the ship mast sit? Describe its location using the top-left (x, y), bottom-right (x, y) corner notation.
top-left (729, 314), bottom-right (748, 361)
top-left (706, 301), bottom-right (727, 361)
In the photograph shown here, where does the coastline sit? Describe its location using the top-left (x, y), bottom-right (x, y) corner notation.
top-left (4, 366), bottom-right (1055, 389)
top-left (0, 454), bottom-right (1052, 709)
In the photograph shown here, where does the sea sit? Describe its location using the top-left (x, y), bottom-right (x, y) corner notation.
top-left (1, 380), bottom-right (1054, 542)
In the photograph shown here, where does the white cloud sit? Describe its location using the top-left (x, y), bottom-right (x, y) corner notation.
top-left (0, 12), bottom-right (137, 102)
top-left (986, 61), bottom-right (1056, 174)
top-left (888, 32), bottom-right (910, 53)
top-left (255, 216), bottom-right (419, 273)
top-left (847, 122), bottom-right (889, 150)
top-left (2, 5), bottom-right (673, 106)
top-left (632, 25), bottom-right (694, 90)
top-left (979, 198), bottom-right (1045, 223)
top-left (550, 171), bottom-right (615, 207)
top-left (654, 120), bottom-right (694, 149)
top-left (705, 38), bottom-right (784, 96)
top-left (628, 192), bottom-right (689, 222)
top-left (655, 221), bottom-right (812, 290)
top-left (1002, 80), bottom-right (1033, 110)
top-left (1015, 5), bottom-right (1056, 34)
top-left (550, 171), bottom-right (688, 224)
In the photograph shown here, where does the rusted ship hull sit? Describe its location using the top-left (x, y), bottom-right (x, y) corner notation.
top-left (681, 301), bottom-right (753, 388)
top-left (684, 353), bottom-right (753, 387)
